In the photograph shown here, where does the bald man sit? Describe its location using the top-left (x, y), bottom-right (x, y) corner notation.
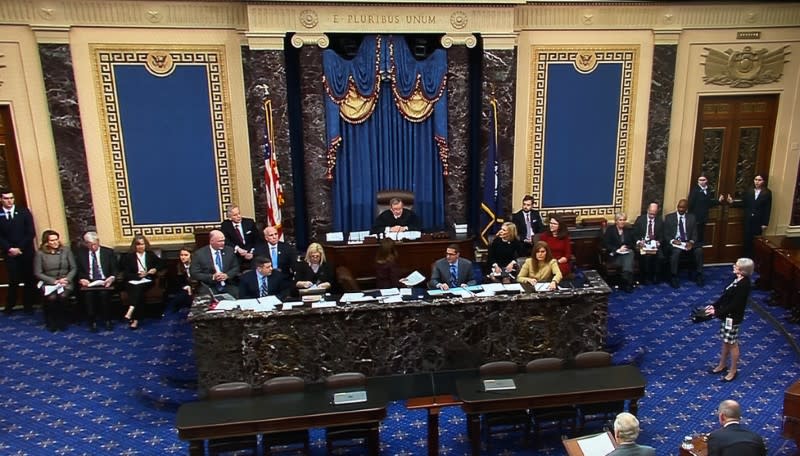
top-left (254, 226), bottom-right (297, 276)
top-left (707, 400), bottom-right (765, 456)
top-left (190, 230), bottom-right (240, 297)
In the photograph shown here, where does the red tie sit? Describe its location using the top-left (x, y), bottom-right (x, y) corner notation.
top-left (234, 224), bottom-right (245, 245)
top-left (647, 219), bottom-right (654, 240)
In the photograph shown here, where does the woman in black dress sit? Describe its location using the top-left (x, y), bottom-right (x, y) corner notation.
top-left (295, 242), bottom-right (337, 293)
top-left (487, 222), bottom-right (523, 282)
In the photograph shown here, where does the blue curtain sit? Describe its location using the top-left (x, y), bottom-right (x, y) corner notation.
top-left (323, 35), bottom-right (447, 233)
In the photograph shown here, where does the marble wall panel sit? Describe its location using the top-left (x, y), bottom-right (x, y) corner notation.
top-left (445, 46), bottom-right (470, 226)
top-left (241, 48), bottom-right (295, 241)
top-left (642, 45), bottom-right (677, 213)
top-left (38, 44), bottom-right (95, 245)
top-left (298, 46), bottom-right (331, 242)
top-left (482, 47), bottom-right (517, 220)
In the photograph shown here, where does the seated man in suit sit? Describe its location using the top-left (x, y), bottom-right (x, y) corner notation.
top-left (608, 412), bottom-right (655, 455)
top-left (663, 199), bottom-right (704, 288)
top-left (429, 244), bottom-right (476, 290)
top-left (371, 198), bottom-right (421, 234)
top-left (220, 205), bottom-right (259, 264)
top-left (238, 256), bottom-right (291, 300)
top-left (254, 226), bottom-right (297, 277)
top-left (633, 202), bottom-right (664, 285)
top-left (190, 230), bottom-right (240, 297)
top-left (511, 194), bottom-right (544, 249)
top-left (707, 399), bottom-right (766, 456)
top-left (75, 231), bottom-right (118, 332)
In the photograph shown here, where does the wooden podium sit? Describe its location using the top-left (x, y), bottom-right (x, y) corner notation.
top-left (562, 431), bottom-right (616, 456)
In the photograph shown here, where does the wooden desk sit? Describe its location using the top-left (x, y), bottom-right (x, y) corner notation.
top-left (783, 379), bottom-right (800, 448)
top-left (176, 384), bottom-right (389, 455)
top-left (456, 365), bottom-right (646, 456)
top-left (772, 249), bottom-right (800, 309)
top-left (678, 434), bottom-right (708, 456)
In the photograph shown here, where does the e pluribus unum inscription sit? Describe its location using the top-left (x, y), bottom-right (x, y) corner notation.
top-left (332, 14), bottom-right (436, 25)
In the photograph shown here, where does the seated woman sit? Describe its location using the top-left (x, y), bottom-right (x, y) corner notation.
top-left (295, 242), bottom-right (337, 293)
top-left (487, 222), bottom-right (523, 282)
top-left (539, 215), bottom-right (573, 278)
top-left (166, 246), bottom-right (193, 313)
top-left (120, 234), bottom-right (165, 329)
top-left (375, 238), bottom-right (402, 289)
top-left (517, 241), bottom-right (562, 291)
top-left (34, 230), bottom-right (77, 332)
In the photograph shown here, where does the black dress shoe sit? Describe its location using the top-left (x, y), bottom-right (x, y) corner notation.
top-left (105, 321), bottom-right (113, 331)
top-left (670, 278), bottom-right (680, 288)
top-left (696, 276), bottom-right (705, 287)
top-left (90, 322), bottom-right (98, 333)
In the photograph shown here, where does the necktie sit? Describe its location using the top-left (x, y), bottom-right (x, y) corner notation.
top-left (6, 211), bottom-right (12, 220)
top-left (271, 246), bottom-right (278, 268)
top-left (234, 224), bottom-right (245, 245)
top-left (679, 216), bottom-right (686, 242)
top-left (214, 250), bottom-right (223, 271)
top-left (91, 251), bottom-right (103, 280)
top-left (525, 212), bottom-right (533, 240)
top-left (260, 276), bottom-right (269, 297)
top-left (449, 263), bottom-right (458, 288)
top-left (647, 219), bottom-right (654, 240)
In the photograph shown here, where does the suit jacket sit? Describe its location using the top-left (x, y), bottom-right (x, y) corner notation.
top-left (743, 188), bottom-right (772, 228)
top-left (688, 185), bottom-right (718, 224)
top-left (429, 257), bottom-right (476, 289)
top-left (603, 225), bottom-right (637, 256)
top-left (632, 214), bottom-right (664, 244)
top-left (511, 209), bottom-right (544, 242)
top-left (713, 277), bottom-right (751, 325)
top-left (75, 246), bottom-right (118, 282)
top-left (0, 206), bottom-right (36, 258)
top-left (294, 261), bottom-right (337, 290)
top-left (254, 241), bottom-right (298, 275)
top-left (220, 218), bottom-right (260, 253)
top-left (607, 443), bottom-right (656, 456)
top-left (371, 208), bottom-right (422, 234)
top-left (238, 269), bottom-right (291, 300)
top-left (663, 211), bottom-right (699, 244)
top-left (190, 245), bottom-right (240, 286)
top-left (118, 250), bottom-right (165, 281)
top-left (707, 422), bottom-right (766, 456)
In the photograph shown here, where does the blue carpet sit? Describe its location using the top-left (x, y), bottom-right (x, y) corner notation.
top-left (0, 265), bottom-right (798, 455)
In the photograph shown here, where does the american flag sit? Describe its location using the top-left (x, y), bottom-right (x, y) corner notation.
top-left (263, 100), bottom-right (284, 239)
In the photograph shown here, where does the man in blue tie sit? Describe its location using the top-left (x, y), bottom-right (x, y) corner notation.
top-left (254, 226), bottom-right (297, 277)
top-left (238, 256), bottom-right (291, 300)
top-left (190, 230), bottom-right (240, 298)
top-left (75, 231), bottom-right (118, 332)
top-left (429, 244), bottom-right (476, 290)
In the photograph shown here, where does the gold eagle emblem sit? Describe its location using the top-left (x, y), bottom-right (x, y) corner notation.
top-left (702, 45), bottom-right (790, 88)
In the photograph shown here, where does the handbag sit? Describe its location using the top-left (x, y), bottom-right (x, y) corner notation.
top-left (691, 307), bottom-right (713, 324)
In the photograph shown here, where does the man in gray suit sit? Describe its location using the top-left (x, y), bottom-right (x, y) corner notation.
top-left (607, 412), bottom-right (655, 456)
top-left (429, 244), bottom-right (476, 290)
top-left (663, 199), bottom-right (704, 288)
top-left (191, 230), bottom-right (240, 297)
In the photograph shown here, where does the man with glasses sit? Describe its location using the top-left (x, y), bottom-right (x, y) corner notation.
top-left (75, 231), bottom-right (118, 332)
top-left (429, 244), bottom-right (476, 290)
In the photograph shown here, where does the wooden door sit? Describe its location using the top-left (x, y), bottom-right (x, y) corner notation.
top-left (691, 95), bottom-right (778, 264)
top-left (0, 105), bottom-right (29, 305)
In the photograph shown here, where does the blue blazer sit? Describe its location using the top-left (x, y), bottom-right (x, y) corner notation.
top-left (238, 269), bottom-right (291, 300)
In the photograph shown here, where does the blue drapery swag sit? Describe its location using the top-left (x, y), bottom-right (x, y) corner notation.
top-left (322, 35), bottom-right (448, 232)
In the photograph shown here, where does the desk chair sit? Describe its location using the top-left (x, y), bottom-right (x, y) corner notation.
top-left (525, 358), bottom-right (578, 440)
top-left (206, 382), bottom-right (258, 456)
top-left (376, 189), bottom-right (415, 215)
top-left (262, 377), bottom-right (310, 455)
top-left (324, 372), bottom-right (373, 453)
top-left (478, 361), bottom-right (530, 450)
top-left (573, 351), bottom-right (625, 431)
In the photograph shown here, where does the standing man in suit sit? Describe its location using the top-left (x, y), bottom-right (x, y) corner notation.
top-left (511, 195), bottom-right (544, 249)
top-left (429, 244), bottom-right (476, 290)
top-left (742, 173), bottom-right (772, 259)
top-left (191, 230), bottom-right (240, 298)
top-left (371, 198), bottom-right (421, 234)
top-left (688, 174), bottom-right (726, 244)
top-left (707, 400), bottom-right (766, 456)
top-left (220, 205), bottom-right (260, 265)
top-left (75, 231), bottom-right (118, 332)
top-left (633, 202), bottom-right (664, 285)
top-left (254, 226), bottom-right (297, 277)
top-left (607, 412), bottom-right (655, 456)
top-left (0, 190), bottom-right (37, 314)
top-left (238, 256), bottom-right (291, 300)
top-left (663, 199), bottom-right (705, 288)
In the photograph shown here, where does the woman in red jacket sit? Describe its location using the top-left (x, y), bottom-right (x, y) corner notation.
top-left (539, 214), bottom-right (572, 277)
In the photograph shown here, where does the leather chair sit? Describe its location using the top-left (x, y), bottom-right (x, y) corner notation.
top-left (573, 351), bottom-right (625, 431)
top-left (206, 382), bottom-right (258, 456)
top-left (262, 376), bottom-right (310, 455)
top-left (324, 372), bottom-right (373, 453)
top-left (525, 358), bottom-right (578, 439)
top-left (376, 189), bottom-right (415, 215)
top-left (478, 361), bottom-right (530, 449)
top-left (336, 265), bottom-right (361, 292)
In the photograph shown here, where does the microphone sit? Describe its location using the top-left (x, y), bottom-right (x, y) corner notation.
top-left (198, 281), bottom-right (219, 309)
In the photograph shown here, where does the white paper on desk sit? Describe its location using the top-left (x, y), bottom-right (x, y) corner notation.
top-left (401, 270), bottom-right (426, 286)
top-left (534, 282), bottom-right (552, 292)
top-left (326, 231), bottom-right (344, 242)
top-left (449, 287), bottom-right (473, 297)
top-left (399, 230), bottom-right (421, 240)
top-left (381, 294), bottom-right (403, 303)
top-left (281, 302), bottom-right (302, 311)
top-left (672, 241), bottom-right (689, 250)
top-left (237, 297), bottom-right (280, 312)
top-left (503, 283), bottom-right (524, 292)
top-left (43, 284), bottom-right (64, 296)
top-left (312, 301), bottom-right (337, 308)
top-left (348, 230), bottom-right (370, 242)
top-left (128, 277), bottom-right (152, 285)
top-left (213, 301), bottom-right (238, 310)
top-left (427, 289), bottom-right (446, 296)
top-left (475, 290), bottom-right (495, 297)
top-left (340, 292), bottom-right (365, 303)
top-left (400, 288), bottom-right (412, 296)
top-left (87, 279), bottom-right (106, 287)
top-left (481, 283), bottom-right (505, 292)
top-left (576, 432), bottom-right (615, 456)
top-left (380, 288), bottom-right (400, 296)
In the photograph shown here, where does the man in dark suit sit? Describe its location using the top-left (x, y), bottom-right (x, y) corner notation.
top-left (429, 244), bottom-right (476, 290)
top-left (742, 174), bottom-right (772, 259)
top-left (607, 412), bottom-right (655, 456)
top-left (220, 205), bottom-right (260, 264)
top-left (688, 174), bottom-right (726, 244)
top-left (254, 225), bottom-right (297, 276)
top-left (633, 202), bottom-right (664, 285)
top-left (707, 400), bottom-right (766, 456)
top-left (371, 198), bottom-right (421, 234)
top-left (191, 229), bottom-right (240, 297)
top-left (75, 231), bottom-right (118, 332)
top-left (511, 195), bottom-right (544, 248)
top-left (0, 190), bottom-right (37, 314)
top-left (238, 256), bottom-right (291, 300)
top-left (663, 199), bottom-right (704, 288)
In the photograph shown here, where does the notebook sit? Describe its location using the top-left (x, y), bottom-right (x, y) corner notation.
top-left (333, 390), bottom-right (368, 405)
top-left (482, 378), bottom-right (516, 391)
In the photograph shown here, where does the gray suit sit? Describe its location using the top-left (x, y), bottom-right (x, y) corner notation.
top-left (607, 443), bottom-right (655, 456)
top-left (191, 245), bottom-right (240, 296)
top-left (429, 257), bottom-right (476, 289)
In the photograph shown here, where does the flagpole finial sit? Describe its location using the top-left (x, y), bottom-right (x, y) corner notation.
top-left (255, 83), bottom-right (271, 98)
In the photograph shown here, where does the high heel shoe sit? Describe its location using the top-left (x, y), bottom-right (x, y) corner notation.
top-left (709, 366), bottom-right (727, 374)
top-left (129, 320), bottom-right (139, 330)
top-left (722, 372), bottom-right (737, 382)
top-left (124, 306), bottom-right (134, 320)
